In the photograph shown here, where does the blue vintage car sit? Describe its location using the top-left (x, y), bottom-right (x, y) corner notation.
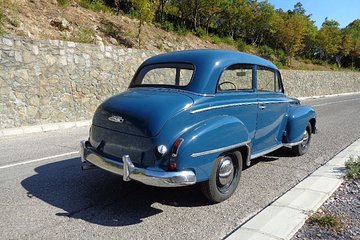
top-left (80, 50), bottom-right (316, 202)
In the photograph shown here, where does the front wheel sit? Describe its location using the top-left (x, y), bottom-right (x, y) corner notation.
top-left (200, 151), bottom-right (242, 203)
top-left (292, 122), bottom-right (312, 156)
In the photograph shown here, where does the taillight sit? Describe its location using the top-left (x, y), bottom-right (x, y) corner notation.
top-left (168, 138), bottom-right (184, 171)
top-left (171, 138), bottom-right (184, 158)
top-left (168, 162), bottom-right (177, 171)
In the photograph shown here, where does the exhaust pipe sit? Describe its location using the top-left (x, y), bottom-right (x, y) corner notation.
top-left (81, 163), bottom-right (97, 171)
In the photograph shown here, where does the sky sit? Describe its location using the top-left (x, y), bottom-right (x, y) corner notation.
top-left (266, 0), bottom-right (360, 29)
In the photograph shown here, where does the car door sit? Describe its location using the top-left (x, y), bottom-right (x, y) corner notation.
top-left (216, 64), bottom-right (258, 141)
top-left (252, 66), bottom-right (289, 154)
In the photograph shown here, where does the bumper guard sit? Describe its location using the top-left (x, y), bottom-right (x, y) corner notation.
top-left (80, 141), bottom-right (196, 187)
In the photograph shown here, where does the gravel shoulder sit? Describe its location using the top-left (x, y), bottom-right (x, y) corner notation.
top-left (293, 178), bottom-right (360, 240)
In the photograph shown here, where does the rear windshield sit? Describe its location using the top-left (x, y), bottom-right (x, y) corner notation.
top-left (130, 63), bottom-right (194, 88)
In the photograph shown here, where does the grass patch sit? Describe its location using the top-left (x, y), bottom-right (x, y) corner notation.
top-left (0, 0), bottom-right (6, 35)
top-left (0, 9), bottom-right (4, 35)
top-left (76, 0), bottom-right (113, 13)
top-left (57, 0), bottom-right (69, 7)
top-left (63, 26), bottom-right (94, 44)
top-left (308, 213), bottom-right (342, 230)
top-left (75, 26), bottom-right (94, 43)
top-left (345, 156), bottom-right (360, 179)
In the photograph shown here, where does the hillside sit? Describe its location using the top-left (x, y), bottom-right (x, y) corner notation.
top-left (0, 0), bottom-right (344, 70)
top-left (1, 0), bottom-right (235, 50)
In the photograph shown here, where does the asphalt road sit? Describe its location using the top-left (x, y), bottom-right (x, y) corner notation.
top-left (1, 93), bottom-right (360, 240)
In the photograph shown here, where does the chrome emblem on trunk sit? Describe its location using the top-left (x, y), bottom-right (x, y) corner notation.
top-left (108, 115), bottom-right (124, 123)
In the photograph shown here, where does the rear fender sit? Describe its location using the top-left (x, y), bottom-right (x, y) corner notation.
top-left (176, 115), bottom-right (250, 182)
top-left (285, 106), bottom-right (316, 144)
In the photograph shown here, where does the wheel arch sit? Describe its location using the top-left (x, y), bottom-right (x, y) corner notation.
top-left (285, 105), bottom-right (316, 144)
top-left (175, 115), bottom-right (251, 182)
top-left (309, 118), bottom-right (316, 134)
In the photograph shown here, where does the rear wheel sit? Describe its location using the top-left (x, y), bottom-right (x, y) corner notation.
top-left (200, 151), bottom-right (242, 203)
top-left (292, 122), bottom-right (312, 156)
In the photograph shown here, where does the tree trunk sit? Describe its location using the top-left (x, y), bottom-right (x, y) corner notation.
top-left (160, 0), bottom-right (165, 23)
top-left (335, 55), bottom-right (342, 68)
top-left (138, 20), bottom-right (142, 47)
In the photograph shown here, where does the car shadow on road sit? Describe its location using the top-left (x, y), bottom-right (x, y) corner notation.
top-left (21, 157), bottom-right (211, 227)
top-left (243, 147), bottom-right (294, 169)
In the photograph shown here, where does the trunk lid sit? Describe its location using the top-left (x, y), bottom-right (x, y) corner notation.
top-left (92, 88), bottom-right (194, 137)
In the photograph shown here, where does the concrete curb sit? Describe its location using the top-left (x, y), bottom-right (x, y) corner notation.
top-left (0, 120), bottom-right (91, 137)
top-left (226, 137), bottom-right (360, 240)
top-left (298, 91), bottom-right (360, 101)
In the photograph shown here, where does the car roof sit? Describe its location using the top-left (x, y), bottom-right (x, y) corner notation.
top-left (138, 49), bottom-right (279, 94)
top-left (143, 49), bottom-right (277, 70)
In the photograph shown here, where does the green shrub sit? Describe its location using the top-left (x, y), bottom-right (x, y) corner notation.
top-left (102, 21), bottom-right (120, 38)
top-left (275, 49), bottom-right (287, 66)
top-left (345, 156), bottom-right (360, 179)
top-left (274, 61), bottom-right (285, 69)
top-left (57, 0), bottom-right (69, 7)
top-left (222, 36), bottom-right (236, 46)
top-left (0, 9), bottom-right (4, 35)
top-left (259, 45), bottom-right (275, 59)
top-left (237, 39), bottom-right (246, 51)
top-left (76, 27), bottom-right (94, 43)
top-left (195, 27), bottom-right (206, 37)
top-left (162, 21), bottom-right (174, 32)
top-left (209, 35), bottom-right (222, 44)
top-left (308, 213), bottom-right (342, 229)
top-left (175, 25), bottom-right (189, 36)
top-left (77, 0), bottom-right (112, 13)
top-left (312, 59), bottom-right (326, 65)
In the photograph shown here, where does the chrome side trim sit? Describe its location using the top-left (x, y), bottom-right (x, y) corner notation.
top-left (250, 139), bottom-right (304, 159)
top-left (191, 100), bottom-right (292, 114)
top-left (191, 141), bottom-right (251, 157)
top-left (191, 103), bottom-right (257, 114)
top-left (258, 100), bottom-right (291, 105)
top-left (250, 143), bottom-right (283, 159)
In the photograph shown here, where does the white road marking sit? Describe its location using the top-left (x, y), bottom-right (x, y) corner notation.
top-left (312, 98), bottom-right (360, 107)
top-left (0, 151), bottom-right (79, 169)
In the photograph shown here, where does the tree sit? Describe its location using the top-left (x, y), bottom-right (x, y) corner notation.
top-left (170, 0), bottom-right (209, 30)
top-left (200, 0), bottom-right (225, 34)
top-left (218, 0), bottom-right (254, 39)
top-left (292, 2), bottom-right (305, 15)
top-left (316, 18), bottom-right (342, 61)
top-left (273, 12), bottom-right (308, 65)
top-left (131, 0), bottom-right (157, 47)
top-left (243, 1), bottom-right (276, 46)
top-left (156, 0), bottom-right (169, 23)
top-left (343, 19), bottom-right (360, 68)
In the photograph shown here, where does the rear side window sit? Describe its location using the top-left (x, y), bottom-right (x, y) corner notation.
top-left (257, 67), bottom-right (281, 92)
top-left (132, 63), bottom-right (194, 87)
top-left (217, 65), bottom-right (253, 92)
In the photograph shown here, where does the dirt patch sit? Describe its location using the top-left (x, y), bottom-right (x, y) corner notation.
top-left (1, 0), bottom-right (233, 51)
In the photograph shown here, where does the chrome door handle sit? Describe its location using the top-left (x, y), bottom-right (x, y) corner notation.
top-left (259, 105), bottom-right (266, 110)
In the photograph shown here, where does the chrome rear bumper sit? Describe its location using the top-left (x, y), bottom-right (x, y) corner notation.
top-left (80, 141), bottom-right (196, 187)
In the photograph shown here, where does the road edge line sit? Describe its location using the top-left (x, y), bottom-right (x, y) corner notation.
top-left (0, 151), bottom-right (79, 169)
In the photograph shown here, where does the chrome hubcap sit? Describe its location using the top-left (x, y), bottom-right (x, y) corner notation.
top-left (301, 130), bottom-right (309, 148)
top-left (218, 156), bottom-right (234, 186)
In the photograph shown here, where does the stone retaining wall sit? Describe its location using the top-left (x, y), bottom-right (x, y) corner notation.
top-left (1, 36), bottom-right (360, 130)
top-left (282, 70), bottom-right (360, 98)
